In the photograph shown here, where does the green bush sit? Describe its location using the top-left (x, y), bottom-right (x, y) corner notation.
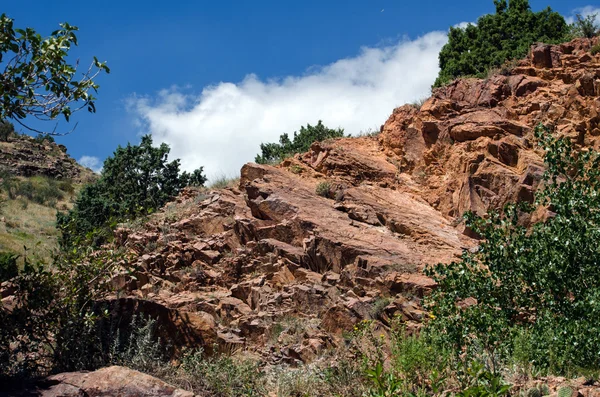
top-left (0, 250), bottom-right (115, 378)
top-left (571, 13), bottom-right (598, 39)
top-left (315, 181), bottom-right (331, 198)
top-left (591, 43), bottom-right (600, 55)
top-left (33, 133), bottom-right (55, 144)
top-left (426, 124), bottom-right (600, 375)
top-left (434, 0), bottom-right (569, 87)
top-left (255, 121), bottom-right (344, 164)
top-left (57, 135), bottom-right (206, 248)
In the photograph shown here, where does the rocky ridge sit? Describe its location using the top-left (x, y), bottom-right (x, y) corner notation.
top-left (0, 134), bottom-right (96, 182)
top-left (93, 37), bottom-right (600, 367)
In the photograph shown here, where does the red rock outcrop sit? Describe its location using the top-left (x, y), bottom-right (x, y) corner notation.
top-left (379, 37), bottom-right (600, 217)
top-left (86, 37), bottom-right (600, 366)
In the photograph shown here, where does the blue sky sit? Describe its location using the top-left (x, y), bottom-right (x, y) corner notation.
top-left (3, 1), bottom-right (598, 179)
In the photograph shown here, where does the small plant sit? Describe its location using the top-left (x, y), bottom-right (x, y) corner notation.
top-left (209, 175), bottom-right (239, 189)
top-left (289, 164), bottom-right (303, 174)
top-left (316, 181), bottom-right (331, 198)
top-left (524, 385), bottom-right (550, 397)
top-left (369, 297), bottom-right (390, 320)
top-left (176, 349), bottom-right (266, 397)
top-left (558, 387), bottom-right (573, 397)
top-left (591, 43), bottom-right (600, 55)
top-left (456, 362), bottom-right (511, 397)
top-left (409, 97), bottom-right (428, 109)
top-left (33, 133), bottom-right (55, 144)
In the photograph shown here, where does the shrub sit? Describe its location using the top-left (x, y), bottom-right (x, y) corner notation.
top-left (426, 124), bottom-right (600, 375)
top-left (571, 13), bottom-right (599, 39)
top-left (255, 121), bottom-right (344, 164)
top-left (591, 43), bottom-right (600, 55)
top-left (434, 0), bottom-right (569, 87)
top-left (0, 251), bottom-right (114, 378)
top-left (33, 133), bottom-right (55, 144)
top-left (0, 122), bottom-right (15, 142)
top-left (316, 181), bottom-right (331, 198)
top-left (57, 135), bottom-right (206, 248)
top-left (352, 320), bottom-right (452, 396)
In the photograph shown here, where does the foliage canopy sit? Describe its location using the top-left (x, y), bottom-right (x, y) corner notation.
top-left (255, 120), bottom-right (345, 164)
top-left (0, 14), bottom-right (109, 133)
top-left (434, 0), bottom-right (569, 87)
top-left (426, 124), bottom-right (600, 374)
top-left (58, 135), bottom-right (206, 247)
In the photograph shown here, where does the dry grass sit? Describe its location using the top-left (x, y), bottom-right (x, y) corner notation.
top-left (0, 176), bottom-right (83, 264)
top-left (209, 175), bottom-right (240, 190)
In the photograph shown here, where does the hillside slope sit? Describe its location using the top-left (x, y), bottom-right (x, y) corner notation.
top-left (0, 133), bottom-right (96, 261)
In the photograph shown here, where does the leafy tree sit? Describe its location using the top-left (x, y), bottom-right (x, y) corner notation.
top-left (0, 14), bottom-right (109, 133)
top-left (255, 120), bottom-right (345, 164)
top-left (434, 0), bottom-right (569, 87)
top-left (426, 124), bottom-right (600, 374)
top-left (571, 13), bottom-right (599, 39)
top-left (58, 135), bottom-right (206, 247)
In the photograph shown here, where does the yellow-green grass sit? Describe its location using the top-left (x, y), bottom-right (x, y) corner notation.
top-left (0, 176), bottom-right (84, 264)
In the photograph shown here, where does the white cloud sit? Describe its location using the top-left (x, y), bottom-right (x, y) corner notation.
top-left (78, 155), bottom-right (102, 173)
top-left (129, 31), bottom-right (448, 180)
top-left (566, 6), bottom-right (600, 24)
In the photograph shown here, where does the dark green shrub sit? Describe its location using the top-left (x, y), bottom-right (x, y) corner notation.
top-left (0, 252), bottom-right (18, 282)
top-left (33, 133), bottom-right (55, 144)
top-left (58, 135), bottom-right (206, 248)
top-left (0, 249), bottom-right (123, 379)
top-left (426, 124), bottom-right (600, 374)
top-left (434, 0), bottom-right (569, 87)
top-left (255, 121), bottom-right (344, 164)
top-left (0, 122), bottom-right (15, 142)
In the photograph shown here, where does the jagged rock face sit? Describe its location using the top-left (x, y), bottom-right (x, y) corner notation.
top-left (110, 140), bottom-right (470, 364)
top-left (0, 135), bottom-right (95, 182)
top-left (379, 37), bottom-right (600, 217)
top-left (100, 38), bottom-right (600, 366)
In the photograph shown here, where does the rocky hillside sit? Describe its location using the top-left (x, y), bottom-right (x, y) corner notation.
top-left (0, 133), bottom-right (96, 182)
top-left (0, 133), bottom-right (96, 259)
top-left (5, 36), bottom-right (600, 396)
top-left (94, 37), bottom-right (600, 367)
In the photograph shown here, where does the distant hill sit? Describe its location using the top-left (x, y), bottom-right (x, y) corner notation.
top-left (0, 131), bottom-right (97, 262)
